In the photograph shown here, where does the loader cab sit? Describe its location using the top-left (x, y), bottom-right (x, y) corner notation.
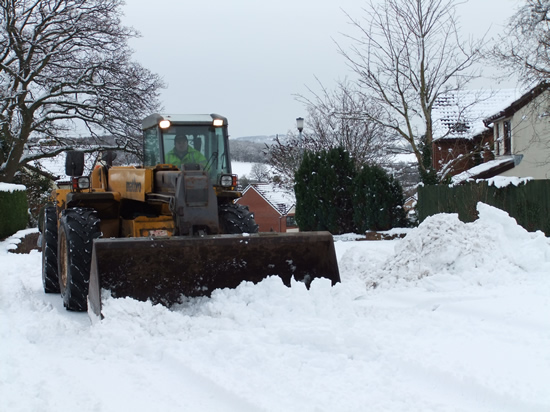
top-left (142, 113), bottom-right (232, 182)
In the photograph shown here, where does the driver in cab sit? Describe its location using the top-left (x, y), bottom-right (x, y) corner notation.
top-left (166, 134), bottom-right (207, 168)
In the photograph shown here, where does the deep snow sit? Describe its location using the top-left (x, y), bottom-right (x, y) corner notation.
top-left (1, 203), bottom-right (549, 412)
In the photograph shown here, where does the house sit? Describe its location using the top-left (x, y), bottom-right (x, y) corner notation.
top-left (480, 83), bottom-right (550, 180)
top-left (236, 183), bottom-right (297, 232)
top-left (433, 83), bottom-right (550, 182)
top-left (432, 88), bottom-right (521, 178)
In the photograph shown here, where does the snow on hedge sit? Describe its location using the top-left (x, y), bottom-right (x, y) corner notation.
top-left (0, 182), bottom-right (26, 192)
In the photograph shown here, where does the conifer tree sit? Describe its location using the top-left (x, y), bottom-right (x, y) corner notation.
top-left (353, 165), bottom-right (407, 232)
top-left (295, 147), bottom-right (407, 234)
top-left (294, 148), bottom-right (355, 234)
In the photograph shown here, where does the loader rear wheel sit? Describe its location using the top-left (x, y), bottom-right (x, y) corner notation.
top-left (218, 203), bottom-right (259, 234)
top-left (42, 207), bottom-right (60, 293)
top-left (57, 208), bottom-right (101, 311)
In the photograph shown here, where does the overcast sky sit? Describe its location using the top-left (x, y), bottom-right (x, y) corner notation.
top-left (122, 0), bottom-right (522, 138)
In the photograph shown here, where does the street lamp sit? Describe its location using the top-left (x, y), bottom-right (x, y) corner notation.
top-left (296, 117), bottom-right (304, 150)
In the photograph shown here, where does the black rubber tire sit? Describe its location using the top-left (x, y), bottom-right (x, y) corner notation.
top-left (218, 203), bottom-right (259, 234)
top-left (41, 207), bottom-right (60, 293)
top-left (57, 208), bottom-right (101, 311)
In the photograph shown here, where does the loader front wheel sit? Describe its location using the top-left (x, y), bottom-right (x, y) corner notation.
top-left (42, 207), bottom-right (60, 293)
top-left (57, 208), bottom-right (101, 311)
top-left (218, 203), bottom-right (259, 234)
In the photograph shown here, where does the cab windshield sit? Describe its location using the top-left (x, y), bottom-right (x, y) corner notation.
top-left (143, 124), bottom-right (231, 182)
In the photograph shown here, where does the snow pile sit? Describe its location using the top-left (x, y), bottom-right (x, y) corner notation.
top-left (450, 158), bottom-right (514, 185)
top-left (2, 228), bottom-right (38, 252)
top-left (361, 203), bottom-right (550, 287)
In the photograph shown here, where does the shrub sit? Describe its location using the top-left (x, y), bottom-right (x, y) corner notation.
top-left (0, 185), bottom-right (28, 238)
top-left (13, 170), bottom-right (53, 227)
top-left (353, 164), bottom-right (407, 231)
top-left (295, 147), bottom-right (407, 234)
top-left (294, 148), bottom-right (355, 234)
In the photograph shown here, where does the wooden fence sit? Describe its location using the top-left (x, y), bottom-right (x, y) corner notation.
top-left (417, 180), bottom-right (550, 236)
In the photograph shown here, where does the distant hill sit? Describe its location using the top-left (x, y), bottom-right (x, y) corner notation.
top-left (229, 135), bottom-right (287, 163)
top-left (230, 135), bottom-right (281, 145)
top-left (229, 139), bottom-right (270, 163)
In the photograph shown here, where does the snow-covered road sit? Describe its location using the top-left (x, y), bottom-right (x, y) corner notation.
top-left (1, 203), bottom-right (549, 412)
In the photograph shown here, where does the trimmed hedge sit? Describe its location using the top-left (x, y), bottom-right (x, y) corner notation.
top-left (0, 184), bottom-right (28, 239)
top-left (294, 148), bottom-right (356, 234)
top-left (417, 180), bottom-right (550, 236)
top-left (294, 148), bottom-right (407, 234)
top-left (353, 164), bottom-right (407, 232)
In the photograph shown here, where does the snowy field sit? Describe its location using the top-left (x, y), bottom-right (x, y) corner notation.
top-left (232, 161), bottom-right (259, 180)
top-left (1, 203), bottom-right (549, 412)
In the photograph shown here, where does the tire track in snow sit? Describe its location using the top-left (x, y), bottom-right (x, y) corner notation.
top-left (158, 352), bottom-right (268, 412)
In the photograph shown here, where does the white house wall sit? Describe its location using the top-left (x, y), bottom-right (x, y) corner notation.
top-left (499, 92), bottom-right (550, 179)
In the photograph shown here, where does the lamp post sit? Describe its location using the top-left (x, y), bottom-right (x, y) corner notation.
top-left (296, 117), bottom-right (304, 153)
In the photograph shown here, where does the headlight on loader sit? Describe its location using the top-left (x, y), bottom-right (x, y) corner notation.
top-left (220, 174), bottom-right (237, 188)
top-left (72, 176), bottom-right (90, 191)
top-left (159, 119), bottom-right (171, 129)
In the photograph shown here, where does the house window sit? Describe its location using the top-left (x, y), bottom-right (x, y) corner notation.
top-left (503, 120), bottom-right (512, 155)
top-left (286, 215), bottom-right (297, 227)
top-left (495, 123), bottom-right (501, 155)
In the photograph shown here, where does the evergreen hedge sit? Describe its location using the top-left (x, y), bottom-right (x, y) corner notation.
top-left (294, 148), bottom-right (356, 234)
top-left (353, 164), bottom-right (407, 232)
top-left (13, 170), bottom-right (52, 226)
top-left (0, 185), bottom-right (28, 239)
top-left (294, 148), bottom-right (406, 234)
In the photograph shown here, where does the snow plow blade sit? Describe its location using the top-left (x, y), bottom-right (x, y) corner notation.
top-left (88, 231), bottom-right (340, 318)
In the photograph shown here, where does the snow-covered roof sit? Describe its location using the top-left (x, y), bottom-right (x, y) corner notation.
top-left (433, 89), bottom-right (522, 141)
top-left (450, 157), bottom-right (515, 185)
top-left (484, 82), bottom-right (550, 124)
top-left (389, 152), bottom-right (417, 164)
top-left (242, 183), bottom-right (295, 215)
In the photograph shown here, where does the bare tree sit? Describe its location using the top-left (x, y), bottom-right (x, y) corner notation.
top-left (493, 0), bottom-right (550, 85)
top-left (299, 79), bottom-right (398, 164)
top-left (338, 0), bottom-right (483, 183)
top-left (250, 163), bottom-right (270, 183)
top-left (264, 133), bottom-right (302, 190)
top-left (267, 80), bottom-right (393, 189)
top-left (0, 0), bottom-right (164, 183)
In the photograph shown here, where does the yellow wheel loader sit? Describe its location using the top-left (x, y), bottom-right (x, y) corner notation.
top-left (39, 114), bottom-right (340, 317)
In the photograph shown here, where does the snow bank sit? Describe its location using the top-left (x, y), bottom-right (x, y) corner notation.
top-left (2, 228), bottom-right (38, 252)
top-left (357, 203), bottom-right (550, 287)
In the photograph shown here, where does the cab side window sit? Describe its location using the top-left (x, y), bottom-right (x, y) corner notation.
top-left (144, 128), bottom-right (160, 166)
